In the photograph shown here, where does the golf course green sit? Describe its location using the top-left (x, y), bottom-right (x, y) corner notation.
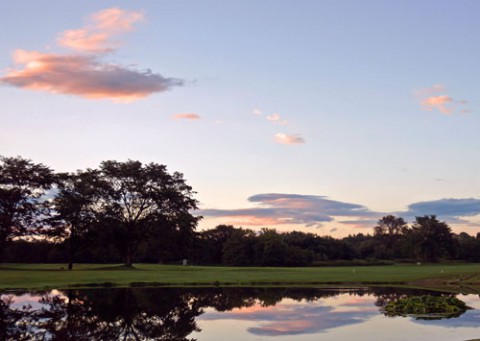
top-left (1, 263), bottom-right (480, 291)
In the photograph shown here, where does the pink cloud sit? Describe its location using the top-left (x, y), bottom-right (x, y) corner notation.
top-left (0, 50), bottom-right (182, 102)
top-left (0, 8), bottom-right (182, 102)
top-left (57, 8), bottom-right (144, 53)
top-left (274, 133), bottom-right (305, 145)
top-left (416, 84), bottom-right (471, 115)
top-left (172, 113), bottom-right (201, 120)
top-left (215, 215), bottom-right (288, 226)
top-left (421, 95), bottom-right (454, 114)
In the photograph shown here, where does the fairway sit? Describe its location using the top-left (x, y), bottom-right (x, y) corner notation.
top-left (1, 263), bottom-right (480, 290)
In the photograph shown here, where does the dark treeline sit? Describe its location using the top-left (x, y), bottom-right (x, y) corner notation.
top-left (2, 156), bottom-right (480, 268)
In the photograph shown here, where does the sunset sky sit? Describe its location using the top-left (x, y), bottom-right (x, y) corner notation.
top-left (1, 1), bottom-right (479, 236)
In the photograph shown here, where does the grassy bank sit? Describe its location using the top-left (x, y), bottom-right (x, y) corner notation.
top-left (1, 263), bottom-right (479, 290)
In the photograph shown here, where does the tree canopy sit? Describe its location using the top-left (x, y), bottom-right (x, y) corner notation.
top-left (0, 156), bottom-right (54, 264)
top-left (95, 160), bottom-right (200, 267)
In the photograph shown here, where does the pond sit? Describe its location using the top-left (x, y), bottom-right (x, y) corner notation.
top-left (1, 287), bottom-right (480, 340)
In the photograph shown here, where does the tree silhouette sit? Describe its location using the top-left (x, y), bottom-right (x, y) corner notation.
top-left (0, 156), bottom-right (54, 265)
top-left (95, 160), bottom-right (200, 267)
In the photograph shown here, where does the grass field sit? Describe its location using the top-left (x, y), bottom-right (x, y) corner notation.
top-left (1, 263), bottom-right (480, 290)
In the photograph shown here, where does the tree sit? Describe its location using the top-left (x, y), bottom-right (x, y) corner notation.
top-left (195, 225), bottom-right (237, 264)
top-left (256, 229), bottom-right (289, 266)
top-left (374, 215), bottom-right (407, 238)
top-left (95, 160), bottom-right (200, 267)
top-left (411, 215), bottom-right (454, 262)
top-left (48, 170), bottom-right (102, 270)
top-left (373, 215), bottom-right (408, 259)
top-left (222, 228), bottom-right (256, 266)
top-left (0, 156), bottom-right (54, 264)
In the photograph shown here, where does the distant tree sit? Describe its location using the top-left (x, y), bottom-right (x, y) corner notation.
top-left (222, 228), bottom-right (256, 266)
top-left (374, 215), bottom-right (407, 239)
top-left (0, 156), bottom-right (54, 264)
top-left (411, 215), bottom-right (454, 262)
top-left (195, 225), bottom-right (237, 264)
top-left (47, 170), bottom-right (102, 270)
top-left (95, 160), bottom-right (200, 267)
top-left (372, 215), bottom-right (408, 259)
top-left (453, 232), bottom-right (480, 262)
top-left (358, 239), bottom-right (387, 259)
top-left (256, 229), bottom-right (289, 266)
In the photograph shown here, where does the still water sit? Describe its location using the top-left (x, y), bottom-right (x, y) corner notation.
top-left (1, 287), bottom-right (480, 340)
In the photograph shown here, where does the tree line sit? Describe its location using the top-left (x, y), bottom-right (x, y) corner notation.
top-left (0, 156), bottom-right (199, 269)
top-left (192, 216), bottom-right (480, 266)
top-left (2, 156), bottom-right (480, 268)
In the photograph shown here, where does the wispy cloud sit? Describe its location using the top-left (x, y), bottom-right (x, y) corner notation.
top-left (0, 8), bottom-right (182, 102)
top-left (416, 84), bottom-right (470, 115)
top-left (274, 133), bottom-right (305, 145)
top-left (253, 108), bottom-right (305, 145)
top-left (421, 95), bottom-right (454, 114)
top-left (57, 8), bottom-right (144, 53)
top-left (172, 113), bottom-right (201, 120)
top-left (267, 113), bottom-right (288, 125)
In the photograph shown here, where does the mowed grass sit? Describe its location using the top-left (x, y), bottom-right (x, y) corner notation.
top-left (0, 263), bottom-right (479, 290)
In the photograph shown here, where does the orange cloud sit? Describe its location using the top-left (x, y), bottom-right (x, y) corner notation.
top-left (172, 113), bottom-right (201, 120)
top-left (57, 8), bottom-right (144, 53)
top-left (1, 50), bottom-right (182, 102)
top-left (421, 95), bottom-right (454, 114)
top-left (416, 84), bottom-right (470, 115)
top-left (274, 133), bottom-right (305, 145)
top-left (0, 8), bottom-right (182, 102)
top-left (218, 215), bottom-right (290, 226)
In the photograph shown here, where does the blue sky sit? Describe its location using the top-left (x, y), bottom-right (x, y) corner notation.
top-left (1, 1), bottom-right (479, 236)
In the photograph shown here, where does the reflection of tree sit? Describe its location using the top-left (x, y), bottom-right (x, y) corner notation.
top-left (35, 290), bottom-right (100, 340)
top-left (0, 294), bottom-right (36, 340)
top-left (33, 289), bottom-right (203, 341)
top-left (83, 289), bottom-right (202, 340)
top-left (194, 287), bottom-right (349, 311)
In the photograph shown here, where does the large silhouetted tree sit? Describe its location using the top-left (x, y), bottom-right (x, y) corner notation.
top-left (411, 215), bottom-right (454, 262)
top-left (0, 156), bottom-right (54, 265)
top-left (96, 160), bottom-right (200, 267)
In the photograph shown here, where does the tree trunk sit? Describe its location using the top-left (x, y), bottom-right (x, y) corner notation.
top-left (125, 244), bottom-right (133, 267)
top-left (0, 237), bottom-right (6, 267)
top-left (68, 232), bottom-right (75, 270)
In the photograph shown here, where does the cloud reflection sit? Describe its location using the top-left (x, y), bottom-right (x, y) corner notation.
top-left (202, 298), bottom-right (376, 336)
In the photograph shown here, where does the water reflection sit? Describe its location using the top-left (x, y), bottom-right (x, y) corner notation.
top-left (0, 287), bottom-right (478, 340)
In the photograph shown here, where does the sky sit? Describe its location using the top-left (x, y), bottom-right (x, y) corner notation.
top-left (1, 0), bottom-right (479, 237)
